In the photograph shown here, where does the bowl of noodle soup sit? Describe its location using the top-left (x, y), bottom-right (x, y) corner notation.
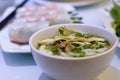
top-left (29, 24), bottom-right (118, 80)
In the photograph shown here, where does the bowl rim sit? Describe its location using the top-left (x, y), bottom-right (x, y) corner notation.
top-left (29, 23), bottom-right (118, 60)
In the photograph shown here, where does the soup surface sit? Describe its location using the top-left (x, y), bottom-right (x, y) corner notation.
top-left (36, 26), bottom-right (111, 57)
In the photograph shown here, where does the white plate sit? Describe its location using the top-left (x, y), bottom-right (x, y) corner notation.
top-left (0, 6), bottom-right (75, 54)
top-left (0, 27), bottom-right (31, 53)
top-left (33, 0), bottom-right (103, 7)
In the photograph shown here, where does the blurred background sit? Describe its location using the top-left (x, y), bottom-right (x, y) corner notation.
top-left (0, 0), bottom-right (22, 16)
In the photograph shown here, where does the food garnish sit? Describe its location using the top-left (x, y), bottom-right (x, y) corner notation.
top-left (36, 26), bottom-right (110, 57)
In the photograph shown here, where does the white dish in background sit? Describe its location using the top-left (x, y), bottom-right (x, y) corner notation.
top-left (0, 5), bottom-right (74, 54)
top-left (0, 27), bottom-right (31, 53)
top-left (33, 0), bottom-right (103, 7)
top-left (101, 9), bottom-right (115, 33)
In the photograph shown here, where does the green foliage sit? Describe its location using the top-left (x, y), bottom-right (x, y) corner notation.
top-left (110, 0), bottom-right (120, 36)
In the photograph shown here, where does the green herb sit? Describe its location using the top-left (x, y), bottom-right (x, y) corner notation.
top-left (58, 27), bottom-right (75, 36)
top-left (51, 49), bottom-right (60, 56)
top-left (45, 46), bottom-right (51, 51)
top-left (72, 47), bottom-right (85, 57)
top-left (75, 32), bottom-right (83, 37)
top-left (91, 41), bottom-right (98, 45)
top-left (72, 51), bottom-right (85, 57)
top-left (105, 40), bottom-right (111, 47)
top-left (59, 28), bottom-right (64, 36)
top-left (36, 43), bottom-right (41, 49)
top-left (99, 44), bottom-right (104, 48)
top-left (71, 43), bottom-right (81, 47)
top-left (115, 25), bottom-right (120, 36)
top-left (75, 32), bottom-right (93, 38)
top-left (83, 44), bottom-right (91, 49)
top-left (110, 0), bottom-right (120, 36)
top-left (71, 16), bottom-right (83, 23)
top-left (79, 52), bottom-right (85, 57)
top-left (72, 47), bottom-right (82, 53)
top-left (71, 18), bottom-right (83, 23)
top-left (85, 34), bottom-right (94, 38)
top-left (96, 44), bottom-right (104, 49)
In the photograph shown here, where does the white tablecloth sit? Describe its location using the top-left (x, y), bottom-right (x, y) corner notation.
top-left (0, 0), bottom-right (120, 80)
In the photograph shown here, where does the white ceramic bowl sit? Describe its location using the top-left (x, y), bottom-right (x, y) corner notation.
top-left (29, 24), bottom-right (118, 80)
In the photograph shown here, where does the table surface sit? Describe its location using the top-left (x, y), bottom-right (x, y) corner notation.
top-left (0, 0), bottom-right (120, 80)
